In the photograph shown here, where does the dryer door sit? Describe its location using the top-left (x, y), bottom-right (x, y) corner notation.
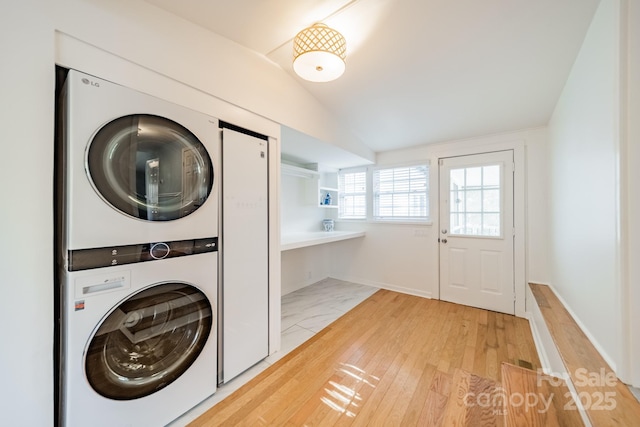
top-left (86, 114), bottom-right (213, 221)
top-left (85, 282), bottom-right (213, 400)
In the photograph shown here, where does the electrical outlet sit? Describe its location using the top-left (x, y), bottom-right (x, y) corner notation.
top-left (414, 229), bottom-right (428, 238)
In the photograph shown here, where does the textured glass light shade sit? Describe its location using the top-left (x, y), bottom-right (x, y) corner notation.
top-left (293, 23), bottom-right (346, 82)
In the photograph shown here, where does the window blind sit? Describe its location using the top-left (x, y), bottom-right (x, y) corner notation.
top-left (338, 170), bottom-right (367, 219)
top-left (373, 165), bottom-right (429, 220)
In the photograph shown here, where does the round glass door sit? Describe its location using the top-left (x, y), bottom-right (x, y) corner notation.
top-left (86, 114), bottom-right (213, 221)
top-left (85, 283), bottom-right (213, 400)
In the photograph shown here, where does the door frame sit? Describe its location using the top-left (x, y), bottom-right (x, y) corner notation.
top-left (431, 139), bottom-right (526, 317)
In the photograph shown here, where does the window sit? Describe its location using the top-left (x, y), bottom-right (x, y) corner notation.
top-left (449, 164), bottom-right (501, 236)
top-left (338, 170), bottom-right (367, 219)
top-left (373, 165), bottom-right (429, 221)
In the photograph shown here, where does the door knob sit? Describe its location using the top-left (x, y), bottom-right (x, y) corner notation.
top-left (441, 238), bottom-right (448, 244)
top-left (441, 229), bottom-right (448, 234)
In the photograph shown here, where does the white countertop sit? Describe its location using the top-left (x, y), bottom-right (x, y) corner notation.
top-left (281, 231), bottom-right (366, 251)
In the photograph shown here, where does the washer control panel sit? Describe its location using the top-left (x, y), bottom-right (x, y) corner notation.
top-left (150, 242), bottom-right (171, 260)
top-left (68, 237), bottom-right (218, 271)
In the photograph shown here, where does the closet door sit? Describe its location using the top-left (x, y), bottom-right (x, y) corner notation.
top-left (219, 128), bottom-right (269, 383)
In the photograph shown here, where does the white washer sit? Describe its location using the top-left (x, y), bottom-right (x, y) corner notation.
top-left (60, 252), bottom-right (217, 427)
top-left (58, 69), bottom-right (220, 426)
top-left (61, 69), bottom-right (220, 252)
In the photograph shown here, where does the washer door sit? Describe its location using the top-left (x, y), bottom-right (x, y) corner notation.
top-left (86, 114), bottom-right (213, 221)
top-left (85, 283), bottom-right (213, 400)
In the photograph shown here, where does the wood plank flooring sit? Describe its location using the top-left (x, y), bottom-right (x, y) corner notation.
top-left (530, 283), bottom-right (640, 426)
top-left (190, 290), bottom-right (540, 426)
top-left (501, 362), bottom-right (584, 427)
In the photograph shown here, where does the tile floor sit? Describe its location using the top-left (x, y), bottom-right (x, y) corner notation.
top-left (169, 278), bottom-right (378, 426)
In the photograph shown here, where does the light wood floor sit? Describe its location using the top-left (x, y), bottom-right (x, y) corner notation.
top-left (190, 289), bottom-right (540, 426)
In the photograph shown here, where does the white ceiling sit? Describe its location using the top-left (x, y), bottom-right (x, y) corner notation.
top-left (145, 0), bottom-right (600, 154)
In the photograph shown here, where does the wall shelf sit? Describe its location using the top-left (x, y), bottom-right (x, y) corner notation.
top-left (318, 186), bottom-right (338, 208)
top-left (281, 163), bottom-right (320, 179)
top-left (281, 162), bottom-right (339, 208)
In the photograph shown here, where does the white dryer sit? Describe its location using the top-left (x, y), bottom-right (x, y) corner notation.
top-left (57, 69), bottom-right (220, 426)
top-left (60, 250), bottom-right (217, 427)
top-left (60, 69), bottom-right (220, 251)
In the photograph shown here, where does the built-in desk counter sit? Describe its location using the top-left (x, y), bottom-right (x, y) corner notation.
top-left (281, 231), bottom-right (365, 251)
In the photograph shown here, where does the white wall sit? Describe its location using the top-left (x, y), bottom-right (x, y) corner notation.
top-left (281, 174), bottom-right (335, 235)
top-left (330, 127), bottom-right (549, 304)
top-left (54, 0), bottom-right (374, 163)
top-left (547, 0), bottom-right (622, 371)
top-left (281, 245), bottom-right (335, 295)
top-left (332, 221), bottom-right (437, 298)
top-left (0, 0), bottom-right (373, 424)
top-left (280, 172), bottom-right (338, 294)
top-left (626, 0), bottom-right (640, 388)
top-left (525, 128), bottom-right (551, 285)
top-left (0, 1), bottom-right (55, 425)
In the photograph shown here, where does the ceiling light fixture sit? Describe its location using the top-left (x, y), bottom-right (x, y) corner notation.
top-left (293, 23), bottom-right (346, 83)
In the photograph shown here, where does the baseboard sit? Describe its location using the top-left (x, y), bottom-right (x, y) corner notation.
top-left (282, 275), bottom-right (331, 296)
top-left (525, 285), bottom-right (567, 377)
top-left (525, 311), bottom-right (550, 373)
top-left (330, 274), bottom-right (433, 299)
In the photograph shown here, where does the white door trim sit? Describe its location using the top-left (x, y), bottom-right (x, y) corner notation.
top-left (431, 139), bottom-right (526, 317)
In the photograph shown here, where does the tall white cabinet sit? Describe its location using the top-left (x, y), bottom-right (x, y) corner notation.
top-left (219, 127), bottom-right (269, 384)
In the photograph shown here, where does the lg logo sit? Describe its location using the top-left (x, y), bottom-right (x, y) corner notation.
top-left (81, 77), bottom-right (100, 88)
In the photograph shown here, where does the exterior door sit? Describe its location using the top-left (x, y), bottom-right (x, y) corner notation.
top-left (439, 151), bottom-right (515, 314)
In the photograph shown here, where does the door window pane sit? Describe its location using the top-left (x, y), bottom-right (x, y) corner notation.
top-left (466, 167), bottom-right (482, 187)
top-left (450, 169), bottom-right (465, 190)
top-left (483, 165), bottom-right (500, 186)
top-left (483, 189), bottom-right (500, 211)
top-left (449, 164), bottom-right (502, 237)
top-left (465, 190), bottom-right (482, 212)
top-left (482, 213), bottom-right (501, 236)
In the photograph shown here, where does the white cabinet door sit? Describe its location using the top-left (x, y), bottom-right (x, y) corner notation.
top-left (220, 128), bottom-right (269, 383)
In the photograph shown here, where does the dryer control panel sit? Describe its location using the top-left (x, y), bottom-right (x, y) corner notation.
top-left (67, 237), bottom-right (218, 271)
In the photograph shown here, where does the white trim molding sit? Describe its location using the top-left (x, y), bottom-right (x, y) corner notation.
top-left (331, 274), bottom-right (434, 300)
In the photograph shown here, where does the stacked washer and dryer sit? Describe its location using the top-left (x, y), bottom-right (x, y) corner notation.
top-left (58, 70), bottom-right (221, 427)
